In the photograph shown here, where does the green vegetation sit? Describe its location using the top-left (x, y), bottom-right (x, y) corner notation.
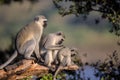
top-left (40, 73), bottom-right (66, 80)
top-left (22, 76), bottom-right (33, 80)
top-left (0, 1), bottom-right (119, 79)
top-left (53, 0), bottom-right (120, 36)
top-left (40, 74), bottom-right (53, 80)
top-left (38, 51), bottom-right (120, 80)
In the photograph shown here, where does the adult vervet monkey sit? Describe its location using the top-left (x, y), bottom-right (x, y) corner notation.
top-left (0, 15), bottom-right (47, 69)
top-left (53, 47), bottom-right (78, 80)
top-left (41, 31), bottom-right (65, 67)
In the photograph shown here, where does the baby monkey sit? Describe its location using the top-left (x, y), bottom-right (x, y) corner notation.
top-left (53, 47), bottom-right (78, 80)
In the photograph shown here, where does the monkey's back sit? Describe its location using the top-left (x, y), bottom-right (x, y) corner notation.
top-left (58, 47), bottom-right (71, 63)
top-left (58, 47), bottom-right (71, 56)
top-left (58, 47), bottom-right (71, 66)
top-left (15, 22), bottom-right (42, 52)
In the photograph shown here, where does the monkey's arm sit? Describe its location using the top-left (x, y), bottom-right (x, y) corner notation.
top-left (34, 43), bottom-right (44, 62)
top-left (45, 45), bottom-right (64, 50)
top-left (44, 35), bottom-right (64, 50)
top-left (41, 35), bottom-right (47, 47)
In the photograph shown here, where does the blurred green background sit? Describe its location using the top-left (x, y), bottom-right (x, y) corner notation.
top-left (0, 0), bottom-right (119, 63)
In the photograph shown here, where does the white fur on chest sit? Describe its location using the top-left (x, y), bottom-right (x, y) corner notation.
top-left (35, 22), bottom-right (43, 42)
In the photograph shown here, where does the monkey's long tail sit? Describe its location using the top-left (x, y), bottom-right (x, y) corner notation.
top-left (0, 51), bottom-right (18, 69)
top-left (53, 66), bottom-right (62, 80)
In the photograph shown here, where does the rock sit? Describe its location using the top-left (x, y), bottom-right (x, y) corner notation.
top-left (0, 59), bottom-right (79, 80)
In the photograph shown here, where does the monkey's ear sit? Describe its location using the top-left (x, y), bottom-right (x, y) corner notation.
top-left (34, 16), bottom-right (39, 21)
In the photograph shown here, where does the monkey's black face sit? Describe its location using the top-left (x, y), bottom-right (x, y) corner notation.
top-left (71, 53), bottom-right (76, 57)
top-left (71, 49), bottom-right (78, 57)
top-left (43, 21), bottom-right (47, 28)
top-left (58, 39), bottom-right (64, 45)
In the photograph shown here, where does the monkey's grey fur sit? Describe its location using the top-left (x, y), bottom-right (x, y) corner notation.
top-left (0, 15), bottom-right (47, 69)
top-left (53, 47), bottom-right (78, 80)
top-left (41, 31), bottom-right (65, 67)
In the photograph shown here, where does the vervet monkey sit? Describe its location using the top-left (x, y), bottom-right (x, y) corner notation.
top-left (41, 31), bottom-right (65, 67)
top-left (53, 47), bottom-right (78, 80)
top-left (0, 15), bottom-right (47, 69)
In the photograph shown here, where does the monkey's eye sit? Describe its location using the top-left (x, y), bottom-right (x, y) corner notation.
top-left (71, 49), bottom-right (75, 52)
top-left (57, 32), bottom-right (62, 35)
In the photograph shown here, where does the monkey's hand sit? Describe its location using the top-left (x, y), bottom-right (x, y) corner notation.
top-left (39, 57), bottom-right (44, 63)
top-left (36, 57), bottom-right (45, 63)
top-left (59, 45), bottom-right (65, 48)
top-left (49, 65), bottom-right (56, 72)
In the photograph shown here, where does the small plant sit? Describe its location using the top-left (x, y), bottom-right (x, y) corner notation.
top-left (40, 72), bottom-right (66, 80)
top-left (96, 50), bottom-right (120, 80)
top-left (22, 76), bottom-right (33, 80)
top-left (40, 73), bottom-right (53, 80)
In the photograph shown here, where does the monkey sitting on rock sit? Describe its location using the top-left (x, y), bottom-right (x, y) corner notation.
top-left (0, 15), bottom-right (79, 80)
top-left (40, 31), bottom-right (79, 80)
top-left (53, 47), bottom-right (79, 80)
top-left (40, 31), bottom-right (65, 67)
top-left (0, 15), bottom-right (47, 69)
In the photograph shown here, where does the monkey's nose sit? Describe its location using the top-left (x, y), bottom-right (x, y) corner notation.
top-left (61, 39), bottom-right (64, 41)
top-left (43, 21), bottom-right (47, 28)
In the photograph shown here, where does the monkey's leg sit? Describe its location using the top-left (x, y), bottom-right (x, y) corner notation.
top-left (53, 50), bottom-right (59, 64)
top-left (45, 45), bottom-right (64, 50)
top-left (23, 40), bottom-right (36, 60)
top-left (66, 56), bottom-right (71, 66)
top-left (34, 44), bottom-right (44, 62)
top-left (45, 50), bottom-right (53, 67)
top-left (59, 54), bottom-right (64, 64)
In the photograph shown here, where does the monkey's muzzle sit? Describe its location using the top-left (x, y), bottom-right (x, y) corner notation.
top-left (43, 21), bottom-right (47, 28)
top-left (58, 39), bottom-right (64, 44)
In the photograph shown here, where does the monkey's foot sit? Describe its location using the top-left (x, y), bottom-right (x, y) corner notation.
top-left (49, 67), bottom-right (56, 72)
top-left (47, 65), bottom-right (56, 72)
top-left (36, 58), bottom-right (44, 64)
top-left (39, 58), bottom-right (44, 63)
top-left (63, 65), bottom-right (79, 70)
top-left (25, 57), bottom-right (36, 61)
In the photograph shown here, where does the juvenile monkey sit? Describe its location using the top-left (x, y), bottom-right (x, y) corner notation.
top-left (53, 47), bottom-right (78, 80)
top-left (41, 31), bottom-right (65, 67)
top-left (0, 15), bottom-right (47, 69)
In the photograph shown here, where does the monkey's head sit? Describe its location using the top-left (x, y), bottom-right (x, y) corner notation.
top-left (34, 15), bottom-right (47, 28)
top-left (70, 48), bottom-right (79, 57)
top-left (55, 31), bottom-right (65, 45)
